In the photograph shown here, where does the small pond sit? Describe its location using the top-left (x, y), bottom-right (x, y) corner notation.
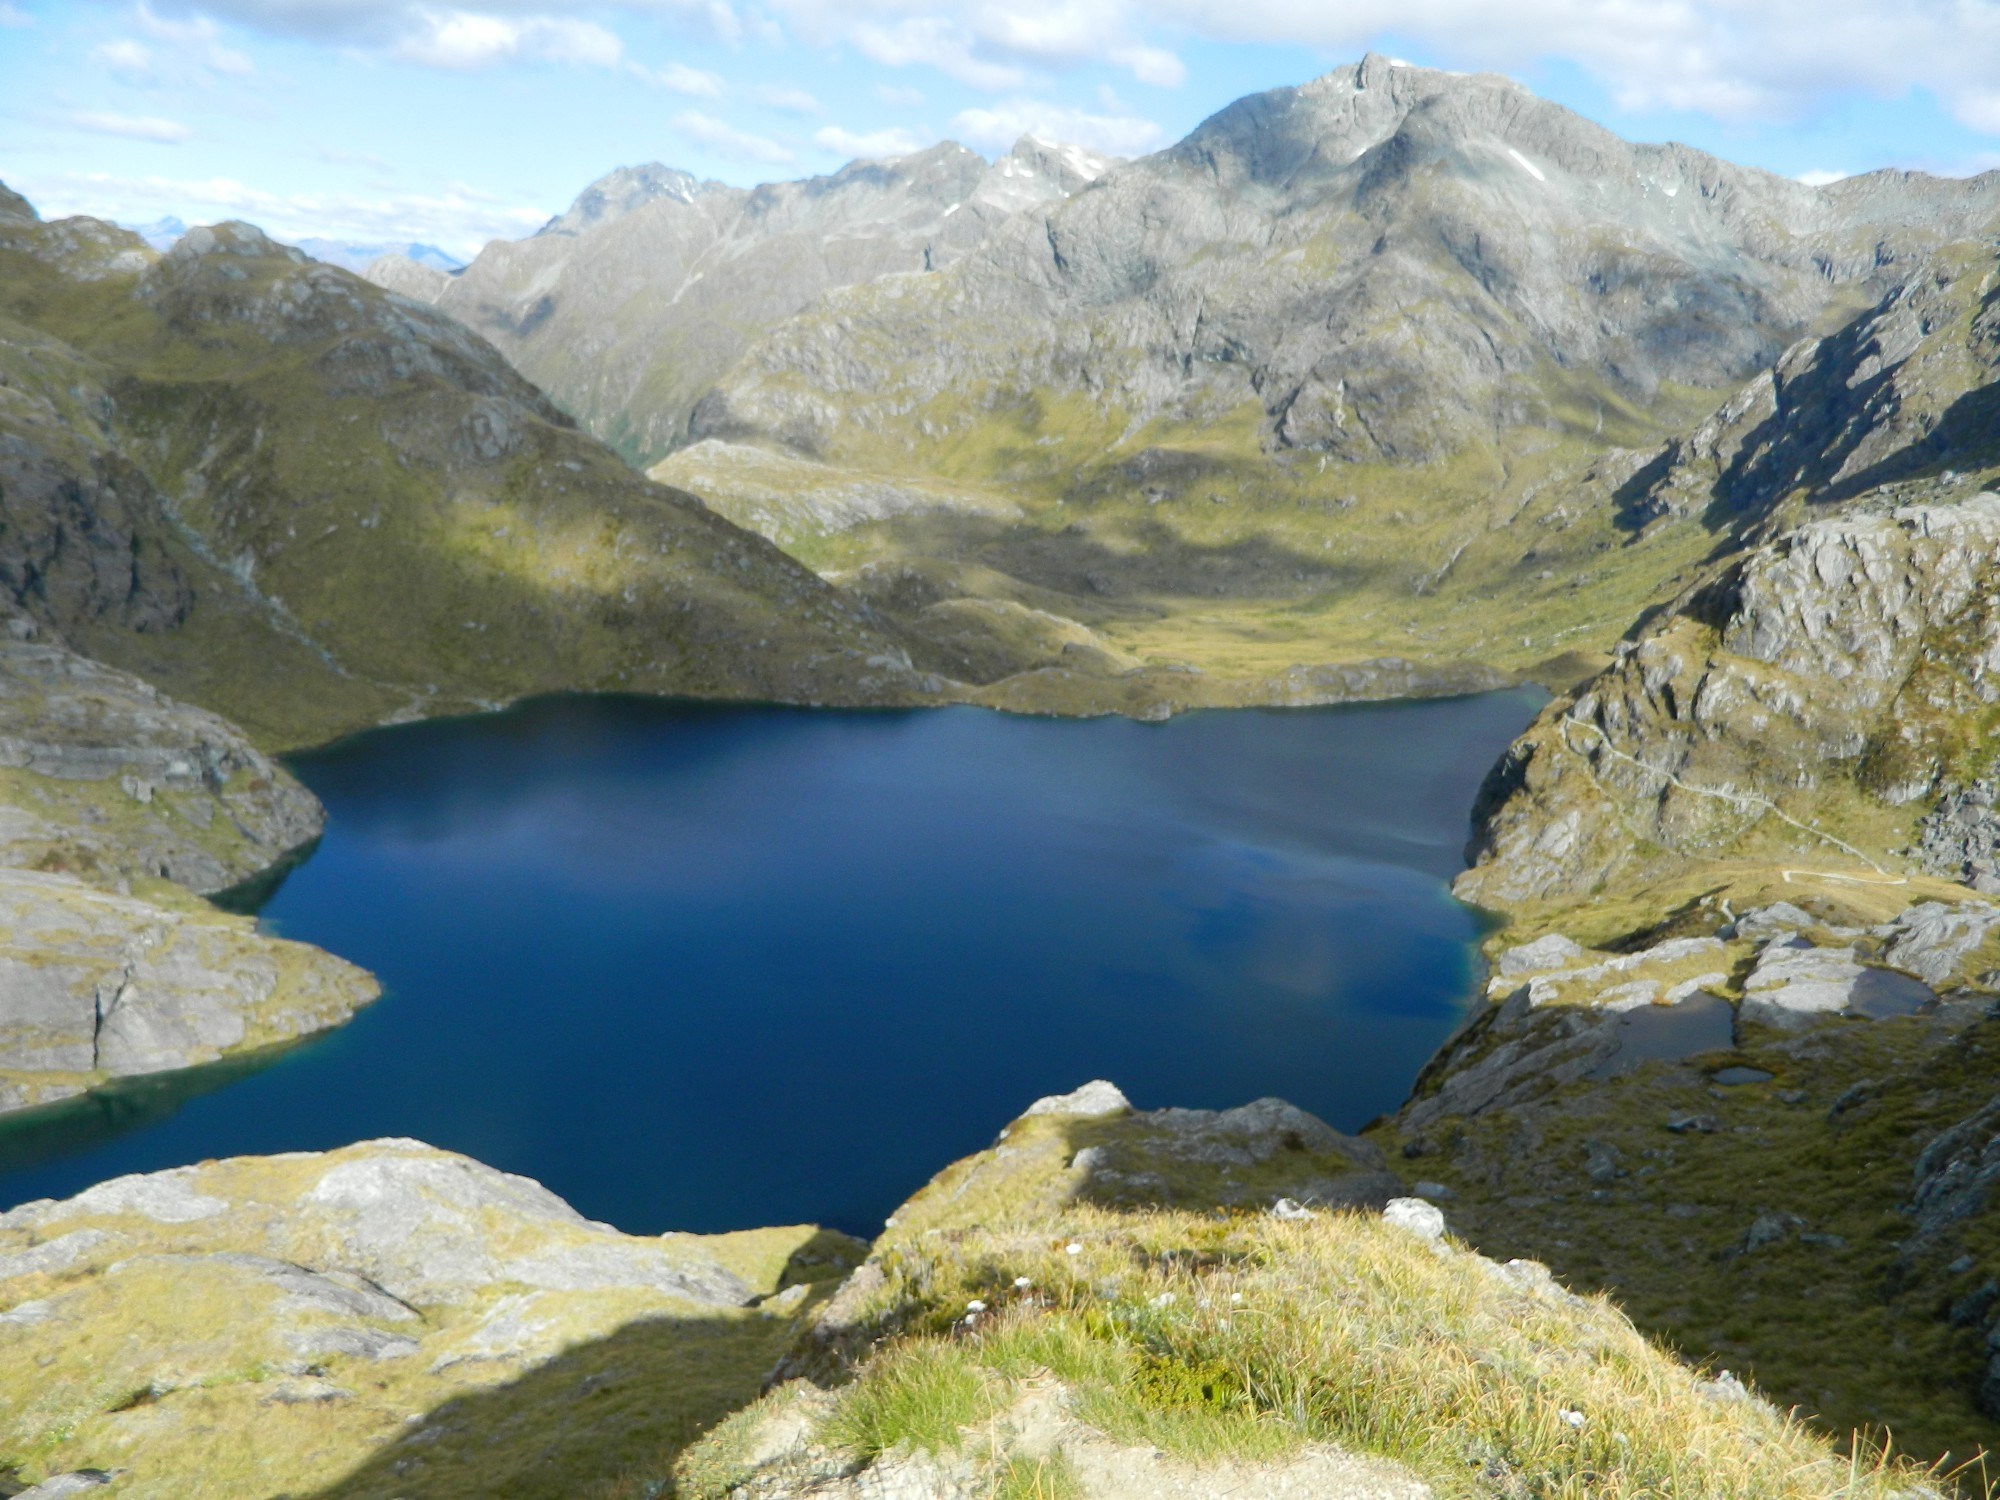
top-left (0, 691), bottom-right (1542, 1236)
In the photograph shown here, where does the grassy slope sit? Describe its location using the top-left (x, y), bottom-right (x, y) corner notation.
top-left (672, 1106), bottom-right (1938, 1500)
top-left (0, 215), bottom-right (925, 750)
top-left (657, 365), bottom-right (1728, 709)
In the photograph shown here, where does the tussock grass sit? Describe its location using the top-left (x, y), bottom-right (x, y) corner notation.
top-left (823, 1343), bottom-right (1005, 1460)
top-left (686, 1206), bottom-right (1945, 1498)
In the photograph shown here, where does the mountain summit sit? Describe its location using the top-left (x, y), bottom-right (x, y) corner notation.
top-left (376, 135), bottom-right (1119, 465)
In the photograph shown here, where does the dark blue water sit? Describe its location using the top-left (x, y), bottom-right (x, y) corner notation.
top-left (0, 692), bottom-right (1539, 1236)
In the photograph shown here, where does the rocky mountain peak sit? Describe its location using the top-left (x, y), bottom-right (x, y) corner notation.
top-left (538, 161), bottom-right (717, 237)
top-left (969, 135), bottom-right (1119, 214)
top-left (161, 220), bottom-right (302, 263)
top-left (0, 180), bottom-right (38, 224)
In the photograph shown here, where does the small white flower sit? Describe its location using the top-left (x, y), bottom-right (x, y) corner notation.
top-left (1014, 1277), bottom-right (1032, 1289)
top-left (1229, 1292), bottom-right (1243, 1304)
top-left (966, 1300), bottom-right (987, 1313)
top-left (1559, 1408), bottom-right (1586, 1429)
top-left (1065, 1243), bottom-right (1083, 1256)
top-left (1150, 1292), bottom-right (1176, 1308)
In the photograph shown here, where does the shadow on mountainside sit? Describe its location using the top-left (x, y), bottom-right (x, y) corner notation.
top-left (856, 509), bottom-right (1382, 613)
top-left (303, 1234), bottom-right (857, 1500)
top-left (1818, 379), bottom-right (2000, 505)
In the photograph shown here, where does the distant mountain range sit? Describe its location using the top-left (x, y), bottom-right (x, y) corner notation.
top-left (368, 134), bottom-right (1116, 465)
top-left (123, 214), bottom-right (462, 274)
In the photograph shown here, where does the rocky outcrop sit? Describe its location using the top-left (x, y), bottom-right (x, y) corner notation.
top-left (1918, 779), bottom-right (2000, 891)
top-left (0, 1140), bottom-right (854, 1497)
top-left (1388, 879), bottom-right (2000, 1457)
top-left (0, 641), bottom-right (322, 893)
top-left (0, 866), bottom-right (377, 1115)
top-left (1460, 491), bottom-right (2000, 905)
top-left (1626, 250), bottom-right (2000, 526)
top-left (887, 1080), bottom-right (1404, 1236)
top-left (1404, 898), bottom-right (1992, 1136)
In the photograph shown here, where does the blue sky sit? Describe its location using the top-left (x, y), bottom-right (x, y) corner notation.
top-left (3, 0), bottom-right (1999, 259)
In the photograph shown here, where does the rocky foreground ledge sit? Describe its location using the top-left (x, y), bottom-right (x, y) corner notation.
top-left (0, 1139), bottom-right (864, 1499)
top-left (1391, 876), bottom-right (2000, 1462)
top-left (0, 1085), bottom-right (1939, 1499)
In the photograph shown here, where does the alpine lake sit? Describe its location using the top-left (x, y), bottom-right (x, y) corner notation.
top-left (0, 690), bottom-right (1543, 1237)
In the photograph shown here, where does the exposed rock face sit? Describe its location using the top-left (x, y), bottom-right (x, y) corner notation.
top-left (1403, 933), bottom-right (1737, 1132)
top-left (1919, 781), bottom-right (2000, 892)
top-left (535, 161), bottom-right (724, 238)
top-left (1460, 492), bottom-right (2000, 905)
top-left (0, 1141), bottom-right (849, 1497)
top-left (0, 866), bottom-right (377, 1115)
top-left (360, 250), bottom-right (451, 302)
top-left (1390, 880), bottom-right (2000, 1457)
top-left (1628, 248), bottom-right (2000, 525)
top-left (0, 641), bottom-right (322, 892)
top-left (0, 190), bottom-right (936, 749)
top-left (1405, 899), bottom-right (1986, 1135)
top-left (415, 137), bottom-right (1113, 466)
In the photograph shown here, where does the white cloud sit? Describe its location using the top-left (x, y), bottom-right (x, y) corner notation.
top-left (1125, 0), bottom-right (2000, 133)
top-left (645, 60), bottom-right (726, 95)
top-left (0, 3), bottom-right (31, 26)
top-left (672, 110), bottom-right (794, 164)
top-left (94, 39), bottom-right (156, 73)
top-left (848, 17), bottom-right (1025, 91)
top-left (168, 0), bottom-right (744, 55)
top-left (875, 83), bottom-right (926, 107)
top-left (23, 169), bottom-right (549, 258)
top-left (71, 111), bottom-right (193, 144)
top-left (950, 99), bottom-right (1163, 157)
top-left (1796, 169), bottom-right (1847, 186)
top-left (136, 3), bottom-right (255, 75)
top-left (1108, 42), bottom-right (1183, 87)
top-left (1953, 93), bottom-right (2000, 134)
top-left (813, 123), bottom-right (928, 159)
top-left (753, 83), bottom-right (823, 114)
top-left (392, 11), bottom-right (622, 68)
top-left (92, 0), bottom-right (2000, 142)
